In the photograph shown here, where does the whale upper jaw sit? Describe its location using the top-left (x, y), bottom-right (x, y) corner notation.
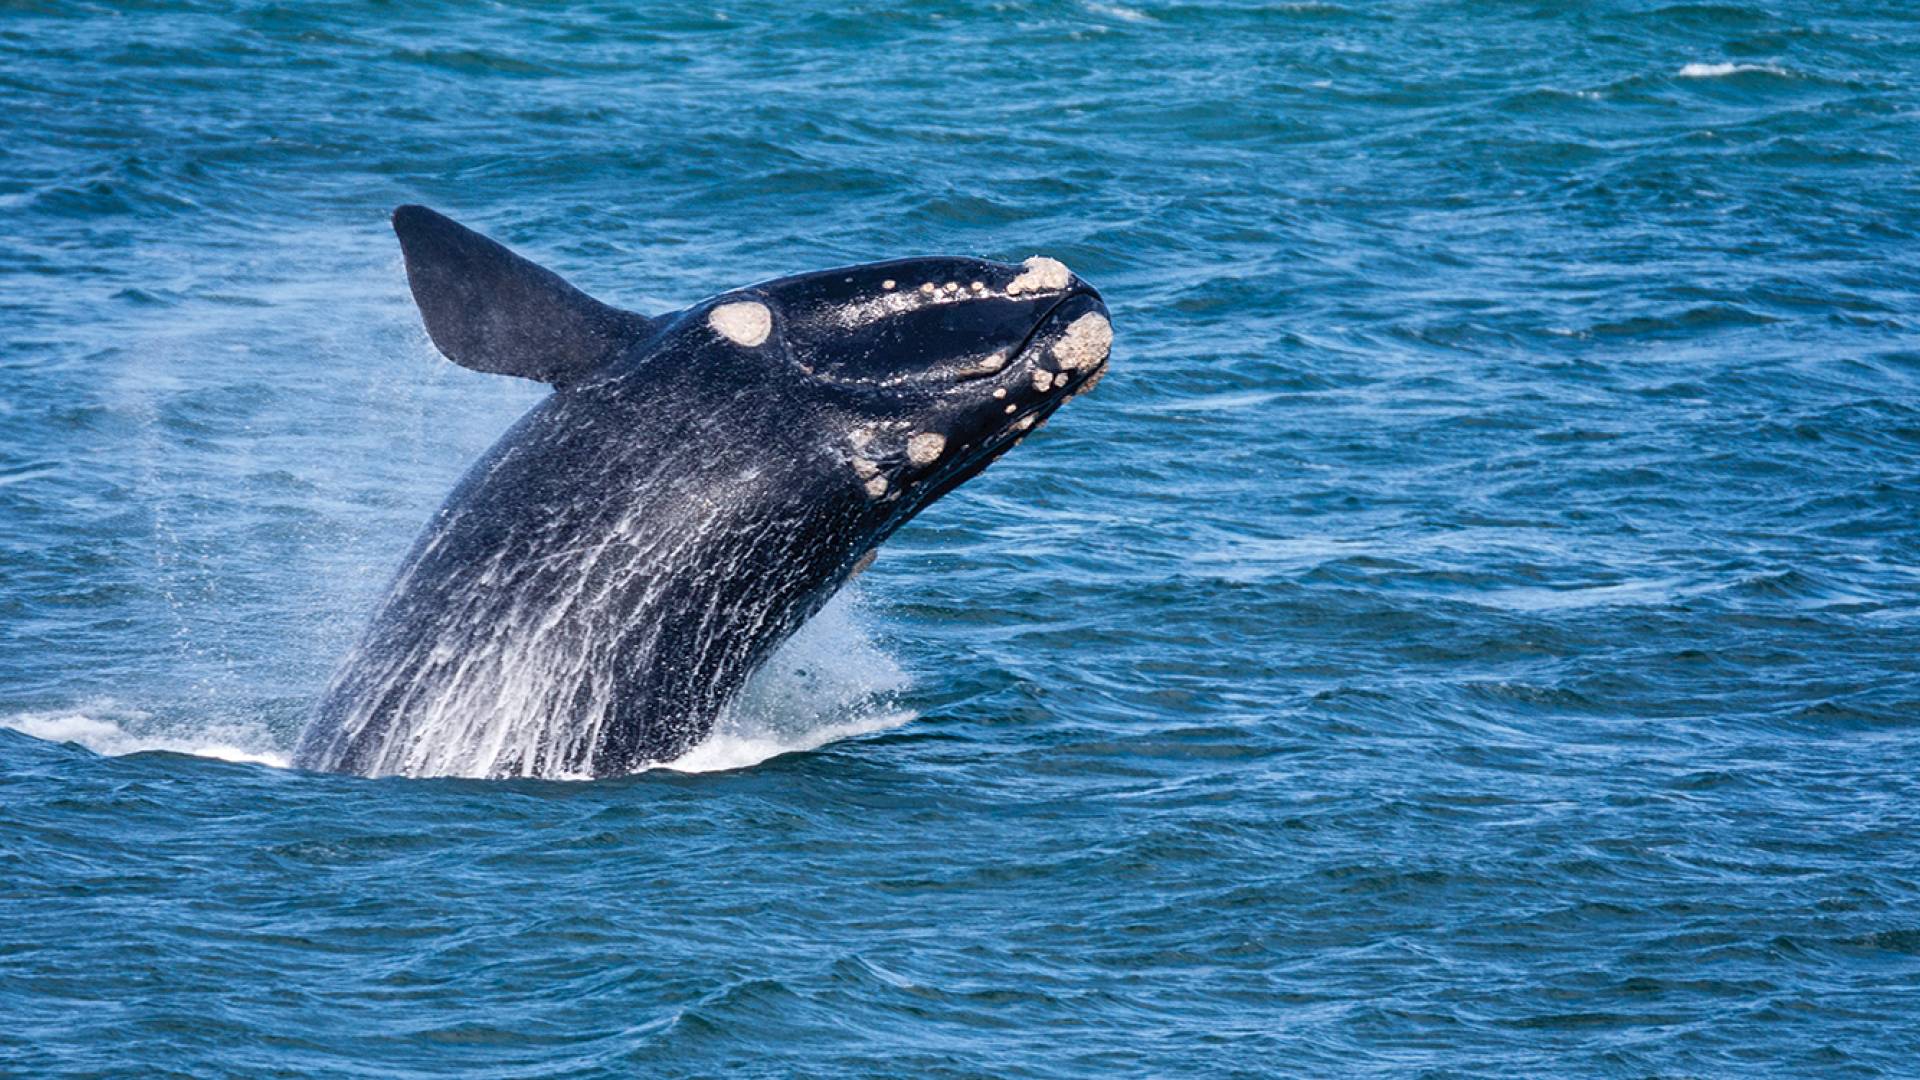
top-left (978, 286), bottom-right (1111, 441)
top-left (868, 284), bottom-right (1111, 523)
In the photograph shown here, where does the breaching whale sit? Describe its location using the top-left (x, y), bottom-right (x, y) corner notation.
top-left (292, 206), bottom-right (1113, 779)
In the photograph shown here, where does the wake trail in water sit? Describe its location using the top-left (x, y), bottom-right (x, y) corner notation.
top-left (1, 591), bottom-right (912, 776)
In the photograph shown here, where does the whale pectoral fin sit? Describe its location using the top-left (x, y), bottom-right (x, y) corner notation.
top-left (391, 204), bottom-right (652, 388)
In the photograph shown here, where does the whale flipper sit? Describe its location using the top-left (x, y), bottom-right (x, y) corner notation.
top-left (391, 204), bottom-right (652, 387)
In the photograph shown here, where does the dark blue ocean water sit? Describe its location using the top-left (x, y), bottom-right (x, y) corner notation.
top-left (5, 1), bottom-right (1920, 1075)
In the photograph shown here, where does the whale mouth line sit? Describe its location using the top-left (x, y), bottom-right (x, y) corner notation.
top-left (1009, 288), bottom-right (1110, 397)
top-left (953, 286), bottom-right (1103, 386)
top-left (896, 293), bottom-right (1107, 512)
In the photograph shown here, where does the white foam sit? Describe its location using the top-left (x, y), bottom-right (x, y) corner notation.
top-left (1678, 62), bottom-right (1789, 79)
top-left (661, 589), bottom-right (913, 774)
top-left (1083, 1), bottom-right (1154, 22)
top-left (4, 591), bottom-right (908, 780)
top-left (2, 705), bottom-right (291, 768)
top-left (663, 710), bottom-right (913, 774)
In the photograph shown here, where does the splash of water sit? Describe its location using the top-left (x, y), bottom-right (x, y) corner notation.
top-left (0, 703), bottom-right (290, 767)
top-left (2, 590), bottom-right (910, 776)
top-left (669, 589), bottom-right (912, 773)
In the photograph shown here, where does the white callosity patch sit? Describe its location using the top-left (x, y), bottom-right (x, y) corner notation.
top-left (1006, 256), bottom-right (1072, 296)
top-left (906, 432), bottom-right (945, 466)
top-left (1051, 312), bottom-right (1113, 370)
top-left (957, 351), bottom-right (1008, 378)
top-left (709, 301), bottom-right (772, 347)
top-left (864, 475), bottom-right (888, 499)
top-left (1071, 366), bottom-right (1109, 397)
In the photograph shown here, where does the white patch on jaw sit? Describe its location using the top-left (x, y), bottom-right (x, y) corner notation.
top-left (850, 456), bottom-right (880, 479)
top-left (864, 475), bottom-right (889, 499)
top-left (1031, 368), bottom-right (1053, 391)
top-left (882, 279), bottom-right (896, 290)
top-left (906, 432), bottom-right (946, 465)
top-left (957, 351), bottom-right (1007, 378)
top-left (1006, 256), bottom-right (1072, 296)
top-left (1051, 312), bottom-right (1113, 370)
top-left (1070, 365), bottom-right (1109, 398)
top-left (1004, 403), bottom-right (1017, 414)
top-left (920, 283), bottom-right (936, 295)
top-left (709, 301), bottom-right (772, 347)
top-left (1013, 415), bottom-right (1035, 431)
top-left (992, 387), bottom-right (1007, 399)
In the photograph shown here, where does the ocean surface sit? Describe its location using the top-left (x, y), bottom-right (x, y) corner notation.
top-left (4, 1), bottom-right (1919, 1075)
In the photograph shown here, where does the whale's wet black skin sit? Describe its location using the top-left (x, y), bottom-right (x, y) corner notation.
top-left (292, 206), bottom-right (1112, 779)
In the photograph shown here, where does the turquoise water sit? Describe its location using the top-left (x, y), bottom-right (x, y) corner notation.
top-left (5, 1), bottom-right (1920, 1074)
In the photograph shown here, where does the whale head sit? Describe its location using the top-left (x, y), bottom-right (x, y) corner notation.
top-left (674, 256), bottom-right (1112, 528)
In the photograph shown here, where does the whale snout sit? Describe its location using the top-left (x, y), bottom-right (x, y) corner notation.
top-left (978, 282), bottom-right (1111, 424)
top-left (747, 251), bottom-right (1111, 511)
top-left (863, 274), bottom-right (1109, 510)
top-left (1028, 288), bottom-right (1113, 387)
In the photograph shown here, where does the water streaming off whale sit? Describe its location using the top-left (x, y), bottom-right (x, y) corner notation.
top-left (308, 434), bottom-right (860, 779)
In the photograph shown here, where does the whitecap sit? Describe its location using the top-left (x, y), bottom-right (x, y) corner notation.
top-left (1082, 1), bottom-right (1154, 23)
top-left (663, 709), bottom-right (914, 774)
top-left (1678, 62), bottom-right (1790, 79)
top-left (3, 590), bottom-right (909, 779)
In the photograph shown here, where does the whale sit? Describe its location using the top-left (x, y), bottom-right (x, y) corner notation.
top-left (292, 206), bottom-right (1112, 779)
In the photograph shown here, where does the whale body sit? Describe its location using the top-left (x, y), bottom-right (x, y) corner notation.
top-left (292, 206), bottom-right (1112, 779)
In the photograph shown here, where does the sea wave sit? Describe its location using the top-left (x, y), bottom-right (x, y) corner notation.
top-left (1677, 61), bottom-right (1792, 78)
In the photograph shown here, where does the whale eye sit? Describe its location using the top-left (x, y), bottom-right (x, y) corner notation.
top-left (709, 301), bottom-right (772, 347)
